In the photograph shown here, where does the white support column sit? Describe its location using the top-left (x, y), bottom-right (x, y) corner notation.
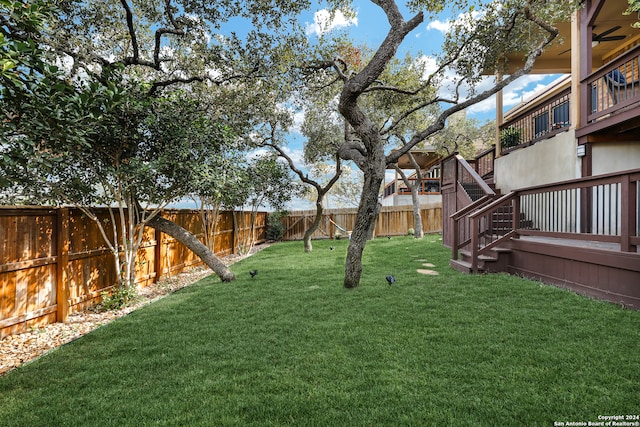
top-left (495, 73), bottom-right (504, 158)
top-left (570, 9), bottom-right (581, 130)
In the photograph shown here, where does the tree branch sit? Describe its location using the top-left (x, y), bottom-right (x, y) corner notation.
top-left (386, 1), bottom-right (560, 165)
top-left (363, 83), bottom-right (421, 95)
top-left (119, 0), bottom-right (185, 70)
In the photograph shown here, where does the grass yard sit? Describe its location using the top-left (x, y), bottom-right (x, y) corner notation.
top-left (1, 235), bottom-right (639, 426)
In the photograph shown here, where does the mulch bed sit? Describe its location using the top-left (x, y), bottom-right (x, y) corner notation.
top-left (0, 244), bottom-right (271, 377)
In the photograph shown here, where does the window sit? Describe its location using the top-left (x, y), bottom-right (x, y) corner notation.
top-left (424, 179), bottom-right (441, 193)
top-left (552, 101), bottom-right (570, 129)
top-left (533, 112), bottom-right (549, 138)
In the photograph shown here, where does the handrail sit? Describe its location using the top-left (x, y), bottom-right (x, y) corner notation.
top-left (449, 155), bottom-right (498, 261)
top-left (468, 192), bottom-right (518, 272)
top-left (451, 195), bottom-right (493, 221)
top-left (474, 145), bottom-right (495, 179)
top-left (455, 154), bottom-right (496, 197)
top-left (499, 87), bottom-right (571, 153)
top-left (583, 44), bottom-right (640, 124)
top-left (469, 192), bottom-right (516, 219)
top-left (457, 168), bottom-right (640, 272)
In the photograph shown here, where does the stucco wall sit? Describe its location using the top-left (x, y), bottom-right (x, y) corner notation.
top-left (591, 141), bottom-right (640, 175)
top-left (494, 129), bottom-right (579, 193)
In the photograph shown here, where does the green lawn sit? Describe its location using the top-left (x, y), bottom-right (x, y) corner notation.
top-left (1, 235), bottom-right (639, 426)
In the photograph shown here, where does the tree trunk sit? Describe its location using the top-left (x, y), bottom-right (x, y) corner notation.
top-left (366, 201), bottom-right (381, 240)
top-left (344, 166), bottom-right (385, 288)
top-left (147, 215), bottom-right (235, 282)
top-left (410, 186), bottom-right (424, 238)
top-left (303, 197), bottom-right (325, 253)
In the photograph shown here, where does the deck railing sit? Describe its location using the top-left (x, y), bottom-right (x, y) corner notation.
top-left (445, 155), bottom-right (497, 260)
top-left (499, 88), bottom-right (571, 152)
top-left (453, 168), bottom-right (640, 271)
top-left (474, 145), bottom-right (496, 180)
top-left (383, 177), bottom-right (441, 197)
top-left (585, 44), bottom-right (640, 124)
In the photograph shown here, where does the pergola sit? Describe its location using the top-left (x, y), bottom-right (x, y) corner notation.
top-left (390, 148), bottom-right (441, 171)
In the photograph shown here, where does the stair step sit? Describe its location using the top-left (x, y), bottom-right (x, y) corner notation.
top-left (450, 259), bottom-right (484, 274)
top-left (456, 245), bottom-right (512, 275)
top-left (491, 247), bottom-right (512, 254)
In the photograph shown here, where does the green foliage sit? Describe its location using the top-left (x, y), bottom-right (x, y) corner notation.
top-left (407, 227), bottom-right (415, 235)
top-left (625, 0), bottom-right (640, 27)
top-left (500, 126), bottom-right (522, 150)
top-left (246, 156), bottom-right (301, 212)
top-left (428, 112), bottom-right (495, 158)
top-left (266, 211), bottom-right (288, 241)
top-left (98, 285), bottom-right (138, 312)
top-left (0, 0), bottom-right (55, 85)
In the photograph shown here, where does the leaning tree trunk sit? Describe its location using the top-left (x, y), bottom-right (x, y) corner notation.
top-left (303, 198), bottom-right (325, 253)
top-left (344, 165), bottom-right (385, 288)
top-left (147, 215), bottom-right (235, 282)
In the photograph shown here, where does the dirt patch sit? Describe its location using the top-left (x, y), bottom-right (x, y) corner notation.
top-left (0, 243), bottom-right (271, 377)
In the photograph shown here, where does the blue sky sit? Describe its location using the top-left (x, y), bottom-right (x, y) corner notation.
top-left (262, 1), bottom-right (561, 210)
top-left (300, 1), bottom-right (561, 122)
top-left (215, 2), bottom-right (562, 211)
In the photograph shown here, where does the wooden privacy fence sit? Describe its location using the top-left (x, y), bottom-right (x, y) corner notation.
top-left (0, 206), bottom-right (267, 338)
top-left (281, 204), bottom-right (442, 241)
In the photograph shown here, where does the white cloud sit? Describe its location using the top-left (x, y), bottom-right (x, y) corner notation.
top-left (292, 109), bottom-right (305, 134)
top-left (467, 75), bottom-right (554, 115)
top-left (426, 19), bottom-right (451, 33)
top-left (416, 52), bottom-right (555, 117)
top-left (426, 4), bottom-right (497, 35)
top-left (305, 9), bottom-right (358, 36)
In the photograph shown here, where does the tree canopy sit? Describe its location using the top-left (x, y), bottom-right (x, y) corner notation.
top-left (298, 0), bottom-right (576, 287)
top-left (1, 0), bottom-right (579, 289)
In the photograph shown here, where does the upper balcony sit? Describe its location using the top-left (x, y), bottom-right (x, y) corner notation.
top-left (496, 0), bottom-right (640, 153)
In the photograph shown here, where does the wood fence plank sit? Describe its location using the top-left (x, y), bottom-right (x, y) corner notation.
top-left (0, 206), bottom-right (269, 338)
top-left (282, 204), bottom-right (442, 241)
top-left (55, 207), bottom-right (70, 323)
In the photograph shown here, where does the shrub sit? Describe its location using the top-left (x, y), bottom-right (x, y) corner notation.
top-left (98, 285), bottom-right (137, 311)
top-left (266, 211), bottom-right (287, 241)
top-left (500, 126), bottom-right (522, 149)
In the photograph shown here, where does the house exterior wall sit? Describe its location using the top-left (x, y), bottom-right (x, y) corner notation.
top-left (494, 129), bottom-right (579, 193)
top-left (591, 141), bottom-right (640, 175)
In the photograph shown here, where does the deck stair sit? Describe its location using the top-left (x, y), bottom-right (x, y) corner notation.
top-left (443, 152), bottom-right (640, 309)
top-left (450, 246), bottom-right (512, 273)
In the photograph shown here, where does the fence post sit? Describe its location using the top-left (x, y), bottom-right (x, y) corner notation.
top-left (154, 220), bottom-right (163, 283)
top-left (512, 195), bottom-right (521, 239)
top-left (56, 207), bottom-right (70, 323)
top-left (231, 211), bottom-right (237, 254)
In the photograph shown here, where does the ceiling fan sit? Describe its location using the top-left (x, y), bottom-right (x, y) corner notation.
top-left (592, 25), bottom-right (626, 44)
top-left (558, 26), bottom-right (627, 55)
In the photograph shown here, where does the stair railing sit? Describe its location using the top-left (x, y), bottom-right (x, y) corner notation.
top-left (449, 154), bottom-right (497, 262)
top-left (474, 145), bottom-right (496, 181)
top-left (456, 154), bottom-right (495, 201)
top-left (467, 192), bottom-right (518, 272)
top-left (458, 168), bottom-right (640, 273)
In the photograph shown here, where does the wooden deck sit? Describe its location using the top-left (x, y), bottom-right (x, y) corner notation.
top-left (451, 235), bottom-right (640, 309)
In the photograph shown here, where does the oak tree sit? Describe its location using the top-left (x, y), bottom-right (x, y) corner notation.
top-left (304, 0), bottom-right (576, 288)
